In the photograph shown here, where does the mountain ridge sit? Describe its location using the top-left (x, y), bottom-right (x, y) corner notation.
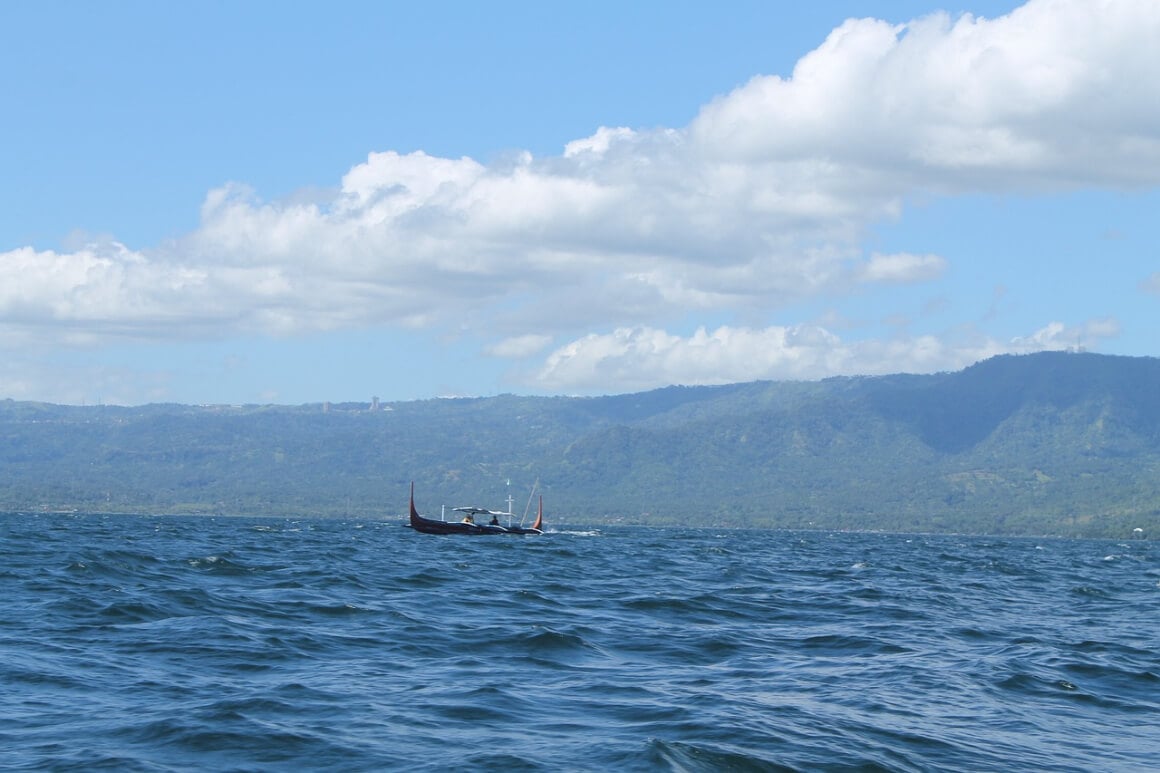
top-left (2, 351), bottom-right (1157, 537)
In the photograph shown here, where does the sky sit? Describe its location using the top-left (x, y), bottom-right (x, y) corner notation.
top-left (2, 0), bottom-right (1158, 406)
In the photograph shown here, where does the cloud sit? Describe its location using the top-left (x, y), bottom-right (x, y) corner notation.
top-left (858, 252), bottom-right (948, 284)
top-left (0, 242), bottom-right (219, 345)
top-left (1140, 272), bottom-right (1160, 295)
top-left (0, 353), bottom-right (175, 405)
top-left (2, 0), bottom-right (1157, 399)
top-left (690, 1), bottom-right (1160, 189)
top-left (486, 334), bottom-right (553, 359)
top-left (536, 318), bottom-right (1121, 393)
top-left (1009, 318), bottom-right (1120, 351)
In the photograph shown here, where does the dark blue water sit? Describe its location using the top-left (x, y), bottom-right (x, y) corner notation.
top-left (2, 513), bottom-right (1157, 771)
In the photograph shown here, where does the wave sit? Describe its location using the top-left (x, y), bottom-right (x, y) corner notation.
top-left (3, 513), bottom-right (1157, 771)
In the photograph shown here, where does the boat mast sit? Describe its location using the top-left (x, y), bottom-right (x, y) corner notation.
top-left (520, 478), bottom-right (540, 526)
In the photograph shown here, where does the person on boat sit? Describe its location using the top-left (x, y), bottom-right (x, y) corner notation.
top-left (462, 513), bottom-right (474, 524)
top-left (489, 515), bottom-right (499, 526)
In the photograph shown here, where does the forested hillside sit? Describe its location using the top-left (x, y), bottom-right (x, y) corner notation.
top-left (2, 351), bottom-right (1158, 537)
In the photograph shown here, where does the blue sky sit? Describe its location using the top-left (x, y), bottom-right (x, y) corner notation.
top-left (2, 0), bottom-right (1158, 406)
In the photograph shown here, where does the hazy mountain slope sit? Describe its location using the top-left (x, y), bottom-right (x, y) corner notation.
top-left (1, 352), bottom-right (1157, 537)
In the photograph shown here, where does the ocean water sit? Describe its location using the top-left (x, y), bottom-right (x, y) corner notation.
top-left (2, 512), bottom-right (1158, 772)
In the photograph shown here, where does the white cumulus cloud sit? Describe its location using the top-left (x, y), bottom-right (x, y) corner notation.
top-left (2, 0), bottom-right (1156, 400)
top-left (537, 318), bottom-right (1121, 393)
top-left (859, 253), bottom-right (949, 284)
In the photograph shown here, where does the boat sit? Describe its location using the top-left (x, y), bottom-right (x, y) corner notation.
top-left (406, 482), bottom-right (544, 535)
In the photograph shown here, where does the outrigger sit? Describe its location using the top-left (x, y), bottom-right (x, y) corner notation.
top-left (406, 482), bottom-right (544, 535)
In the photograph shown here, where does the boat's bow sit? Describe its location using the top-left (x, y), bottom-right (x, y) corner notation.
top-left (408, 481), bottom-right (424, 529)
top-left (408, 482), bottom-right (483, 534)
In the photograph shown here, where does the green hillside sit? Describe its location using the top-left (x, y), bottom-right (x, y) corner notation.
top-left (2, 351), bottom-right (1158, 538)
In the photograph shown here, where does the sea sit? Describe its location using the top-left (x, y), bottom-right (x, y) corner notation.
top-left (2, 512), bottom-right (1158, 772)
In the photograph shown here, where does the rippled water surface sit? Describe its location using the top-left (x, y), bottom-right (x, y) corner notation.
top-left (2, 512), bottom-right (1158, 771)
